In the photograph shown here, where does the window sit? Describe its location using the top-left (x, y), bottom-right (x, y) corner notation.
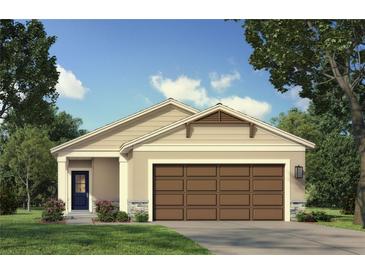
top-left (75, 175), bottom-right (86, 193)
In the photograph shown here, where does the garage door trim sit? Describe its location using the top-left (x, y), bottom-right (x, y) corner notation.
top-left (147, 159), bottom-right (291, 222)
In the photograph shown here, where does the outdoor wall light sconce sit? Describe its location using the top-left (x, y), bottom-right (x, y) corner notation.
top-left (295, 165), bottom-right (304, 179)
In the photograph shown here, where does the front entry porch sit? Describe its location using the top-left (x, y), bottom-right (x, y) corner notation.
top-left (57, 155), bottom-right (128, 215)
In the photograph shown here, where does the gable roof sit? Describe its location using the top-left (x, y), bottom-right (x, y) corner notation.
top-left (50, 98), bottom-right (198, 154)
top-left (120, 103), bottom-right (315, 153)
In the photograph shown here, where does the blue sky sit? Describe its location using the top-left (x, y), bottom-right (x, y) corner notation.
top-left (42, 20), bottom-right (309, 131)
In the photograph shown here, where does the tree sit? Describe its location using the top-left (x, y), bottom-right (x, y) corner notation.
top-left (0, 107), bottom-right (86, 208)
top-left (0, 126), bottom-right (56, 211)
top-left (0, 167), bottom-right (18, 215)
top-left (2, 106), bottom-right (87, 143)
top-left (306, 132), bottom-right (359, 213)
top-left (270, 108), bottom-right (320, 142)
top-left (242, 20), bottom-right (365, 226)
top-left (0, 20), bottom-right (59, 121)
top-left (47, 108), bottom-right (87, 144)
top-left (272, 107), bottom-right (359, 213)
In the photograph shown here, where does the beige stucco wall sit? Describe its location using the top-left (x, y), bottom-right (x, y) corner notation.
top-left (129, 151), bottom-right (305, 202)
top-left (68, 160), bottom-right (92, 169)
top-left (92, 158), bottom-right (119, 203)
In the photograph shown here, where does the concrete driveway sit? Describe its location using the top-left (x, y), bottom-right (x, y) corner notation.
top-left (156, 221), bottom-right (365, 255)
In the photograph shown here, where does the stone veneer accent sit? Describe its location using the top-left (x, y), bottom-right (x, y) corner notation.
top-left (125, 200), bottom-right (305, 221)
top-left (290, 201), bottom-right (306, 221)
top-left (128, 200), bottom-right (148, 217)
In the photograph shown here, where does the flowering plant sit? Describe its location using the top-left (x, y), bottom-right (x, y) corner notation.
top-left (42, 199), bottom-right (65, 222)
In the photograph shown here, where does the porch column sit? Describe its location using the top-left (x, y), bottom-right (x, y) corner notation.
top-left (57, 157), bottom-right (68, 213)
top-left (119, 155), bottom-right (128, 212)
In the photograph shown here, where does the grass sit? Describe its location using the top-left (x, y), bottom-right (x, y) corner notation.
top-left (306, 207), bottom-right (365, 232)
top-left (0, 209), bottom-right (210, 255)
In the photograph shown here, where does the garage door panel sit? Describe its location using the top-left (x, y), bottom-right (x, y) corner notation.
top-left (220, 179), bottom-right (250, 191)
top-left (155, 179), bottom-right (184, 191)
top-left (252, 165), bottom-right (283, 177)
top-left (253, 179), bottom-right (283, 191)
top-left (155, 194), bottom-right (184, 206)
top-left (187, 194), bottom-right (217, 205)
top-left (187, 208), bottom-right (217, 220)
top-left (220, 165), bottom-right (250, 177)
top-left (186, 165), bottom-right (217, 177)
top-left (154, 164), bottom-right (284, 221)
top-left (155, 208), bottom-right (184, 220)
top-left (155, 165), bottom-right (183, 177)
top-left (253, 194), bottom-right (283, 206)
top-left (187, 179), bottom-right (216, 191)
top-left (253, 208), bottom-right (283, 220)
top-left (220, 208), bottom-right (250, 220)
top-left (220, 194), bottom-right (250, 206)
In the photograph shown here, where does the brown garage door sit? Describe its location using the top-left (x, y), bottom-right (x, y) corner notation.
top-left (153, 164), bottom-right (284, 221)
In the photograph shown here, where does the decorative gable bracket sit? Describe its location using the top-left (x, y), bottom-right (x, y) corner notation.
top-left (184, 110), bottom-right (255, 139)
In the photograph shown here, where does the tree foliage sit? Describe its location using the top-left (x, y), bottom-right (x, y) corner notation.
top-left (0, 126), bottom-right (56, 211)
top-left (0, 106), bottom-right (87, 209)
top-left (243, 19), bottom-right (365, 225)
top-left (272, 107), bottom-right (359, 213)
top-left (2, 106), bottom-right (87, 143)
top-left (0, 20), bottom-right (87, 212)
top-left (0, 19), bottom-right (59, 121)
top-left (47, 108), bottom-right (88, 144)
top-left (306, 132), bottom-right (359, 213)
top-left (0, 178), bottom-right (18, 215)
top-left (270, 108), bottom-right (320, 141)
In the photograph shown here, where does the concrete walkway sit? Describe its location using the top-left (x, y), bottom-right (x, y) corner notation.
top-left (66, 216), bottom-right (94, 225)
top-left (65, 211), bottom-right (95, 225)
top-left (156, 221), bottom-right (365, 255)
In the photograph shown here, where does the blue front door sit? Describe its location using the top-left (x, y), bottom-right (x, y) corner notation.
top-left (71, 171), bottom-right (89, 210)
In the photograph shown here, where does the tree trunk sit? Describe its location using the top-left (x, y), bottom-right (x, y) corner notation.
top-left (354, 137), bottom-right (365, 227)
top-left (26, 177), bottom-right (30, 212)
top-left (326, 54), bottom-right (365, 227)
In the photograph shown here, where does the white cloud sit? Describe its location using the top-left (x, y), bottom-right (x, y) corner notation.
top-left (209, 71), bottom-right (240, 92)
top-left (150, 74), bottom-right (210, 106)
top-left (283, 86), bottom-right (311, 111)
top-left (211, 96), bottom-right (271, 119)
top-left (150, 73), bottom-right (271, 119)
top-left (56, 65), bottom-right (88, 100)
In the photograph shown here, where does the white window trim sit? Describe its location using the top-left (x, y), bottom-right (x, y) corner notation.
top-left (147, 159), bottom-right (291, 222)
top-left (67, 167), bottom-right (93, 213)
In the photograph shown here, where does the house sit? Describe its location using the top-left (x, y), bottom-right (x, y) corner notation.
top-left (51, 98), bottom-right (315, 221)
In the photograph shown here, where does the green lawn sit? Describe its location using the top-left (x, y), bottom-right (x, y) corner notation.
top-left (306, 207), bottom-right (365, 232)
top-left (0, 210), bottom-right (210, 255)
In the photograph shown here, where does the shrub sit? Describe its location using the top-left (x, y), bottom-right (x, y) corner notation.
top-left (116, 211), bottom-right (129, 222)
top-left (42, 199), bottom-right (65, 222)
top-left (296, 210), bottom-right (332, 222)
top-left (95, 200), bottom-right (117, 222)
top-left (296, 211), bottom-right (316, 222)
top-left (0, 184), bottom-right (18, 215)
top-left (133, 210), bottom-right (148, 222)
top-left (312, 211), bottom-right (332, 222)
